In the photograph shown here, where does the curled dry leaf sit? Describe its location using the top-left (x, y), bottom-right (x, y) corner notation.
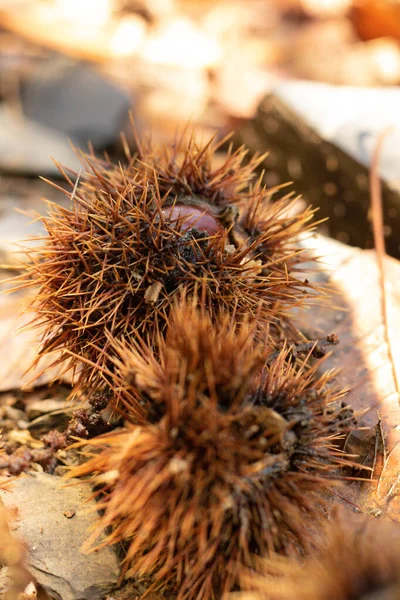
top-left (295, 234), bottom-right (400, 520)
top-left (0, 502), bottom-right (31, 600)
top-left (0, 291), bottom-right (74, 392)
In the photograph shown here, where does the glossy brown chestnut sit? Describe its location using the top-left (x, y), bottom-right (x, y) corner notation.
top-left (162, 204), bottom-right (224, 235)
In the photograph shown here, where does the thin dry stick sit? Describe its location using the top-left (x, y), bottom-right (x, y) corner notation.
top-left (369, 129), bottom-right (400, 406)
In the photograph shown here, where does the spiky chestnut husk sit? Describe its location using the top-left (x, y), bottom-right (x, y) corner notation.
top-left (18, 128), bottom-right (318, 395)
top-left (70, 303), bottom-right (357, 599)
top-left (238, 513), bottom-right (400, 600)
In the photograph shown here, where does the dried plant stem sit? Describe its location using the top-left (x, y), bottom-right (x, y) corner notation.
top-left (370, 129), bottom-right (400, 406)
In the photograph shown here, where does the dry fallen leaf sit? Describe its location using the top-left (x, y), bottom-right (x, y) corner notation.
top-left (0, 0), bottom-right (147, 62)
top-left (351, 0), bottom-right (400, 43)
top-left (0, 501), bottom-right (32, 600)
top-left (0, 290), bottom-right (74, 393)
top-left (296, 234), bottom-right (400, 519)
top-left (0, 473), bottom-right (120, 600)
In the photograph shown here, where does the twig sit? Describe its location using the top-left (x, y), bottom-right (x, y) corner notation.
top-left (370, 129), bottom-right (400, 406)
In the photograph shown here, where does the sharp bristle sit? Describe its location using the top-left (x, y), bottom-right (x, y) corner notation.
top-left (67, 301), bottom-right (357, 600)
top-left (239, 511), bottom-right (400, 600)
top-left (8, 123), bottom-right (359, 598)
top-left (14, 124), bottom-right (322, 398)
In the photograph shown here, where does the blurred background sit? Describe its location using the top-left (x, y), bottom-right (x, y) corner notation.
top-left (1, 0), bottom-right (400, 263)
